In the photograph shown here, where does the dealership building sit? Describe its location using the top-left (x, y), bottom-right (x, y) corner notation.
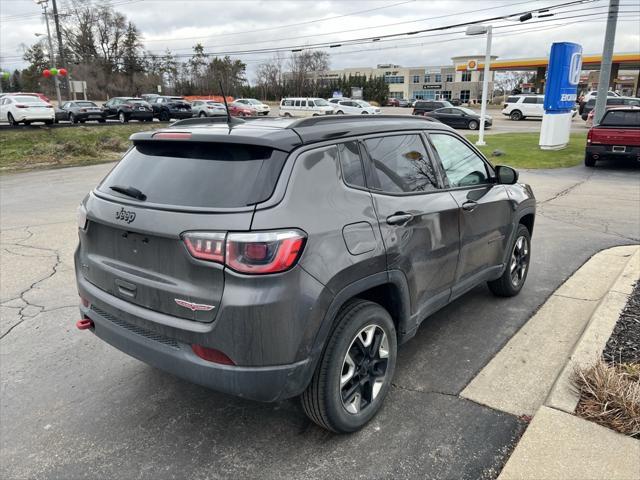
top-left (316, 56), bottom-right (497, 103)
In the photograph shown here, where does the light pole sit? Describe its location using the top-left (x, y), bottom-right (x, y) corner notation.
top-left (466, 24), bottom-right (492, 146)
top-left (34, 0), bottom-right (62, 105)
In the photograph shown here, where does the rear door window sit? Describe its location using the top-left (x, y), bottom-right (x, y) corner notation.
top-left (364, 134), bottom-right (440, 193)
top-left (506, 96), bottom-right (520, 103)
top-left (98, 142), bottom-right (287, 209)
top-left (337, 142), bottom-right (366, 188)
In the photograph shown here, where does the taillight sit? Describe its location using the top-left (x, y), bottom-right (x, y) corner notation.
top-left (181, 230), bottom-right (306, 274)
top-left (80, 108), bottom-right (87, 112)
top-left (226, 230), bottom-right (305, 274)
top-left (587, 129), bottom-right (592, 144)
top-left (183, 232), bottom-right (225, 262)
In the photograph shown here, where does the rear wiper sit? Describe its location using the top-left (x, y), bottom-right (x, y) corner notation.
top-left (109, 185), bottom-right (147, 201)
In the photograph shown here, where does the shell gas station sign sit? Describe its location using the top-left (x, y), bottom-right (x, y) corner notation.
top-left (466, 59), bottom-right (478, 71)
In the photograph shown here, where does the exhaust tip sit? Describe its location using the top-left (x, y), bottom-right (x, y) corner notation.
top-left (76, 317), bottom-right (94, 330)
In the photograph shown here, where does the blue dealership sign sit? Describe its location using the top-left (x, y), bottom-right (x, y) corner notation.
top-left (544, 42), bottom-right (583, 113)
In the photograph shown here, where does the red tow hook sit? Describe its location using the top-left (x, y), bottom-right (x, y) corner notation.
top-left (76, 317), bottom-right (94, 330)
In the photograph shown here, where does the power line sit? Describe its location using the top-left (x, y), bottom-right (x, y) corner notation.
top-left (143, 1), bottom-right (627, 54)
top-left (140, 0), bottom-right (536, 46)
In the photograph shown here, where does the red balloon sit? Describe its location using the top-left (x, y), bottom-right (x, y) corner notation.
top-left (43, 69), bottom-right (51, 78)
top-left (59, 68), bottom-right (67, 77)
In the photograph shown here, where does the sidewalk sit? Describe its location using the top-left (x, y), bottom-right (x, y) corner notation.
top-left (462, 245), bottom-right (640, 480)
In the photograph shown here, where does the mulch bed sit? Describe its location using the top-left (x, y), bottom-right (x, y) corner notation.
top-left (603, 281), bottom-right (640, 365)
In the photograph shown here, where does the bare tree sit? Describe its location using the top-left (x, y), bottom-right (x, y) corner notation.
top-left (287, 50), bottom-right (329, 97)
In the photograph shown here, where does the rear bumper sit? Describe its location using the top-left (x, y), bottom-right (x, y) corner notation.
top-left (82, 302), bottom-right (312, 402)
top-left (586, 145), bottom-right (640, 160)
top-left (14, 111), bottom-right (55, 121)
top-left (127, 111), bottom-right (154, 120)
top-left (167, 110), bottom-right (192, 119)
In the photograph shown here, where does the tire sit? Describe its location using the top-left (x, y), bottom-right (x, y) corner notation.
top-left (284, 112), bottom-right (292, 117)
top-left (488, 224), bottom-right (531, 297)
top-left (80, 119), bottom-right (86, 124)
top-left (159, 110), bottom-right (170, 122)
top-left (7, 113), bottom-right (18, 126)
top-left (199, 111), bottom-right (206, 117)
top-left (510, 110), bottom-right (523, 121)
top-left (301, 299), bottom-right (397, 433)
top-left (69, 113), bottom-right (77, 124)
top-left (98, 119), bottom-right (106, 123)
top-left (336, 110), bottom-right (344, 115)
top-left (584, 153), bottom-right (597, 167)
top-left (467, 119), bottom-right (479, 130)
top-left (44, 120), bottom-right (53, 125)
top-left (118, 112), bottom-right (128, 124)
top-left (362, 111), bottom-right (368, 115)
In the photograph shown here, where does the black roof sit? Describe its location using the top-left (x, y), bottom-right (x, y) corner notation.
top-left (129, 115), bottom-right (453, 152)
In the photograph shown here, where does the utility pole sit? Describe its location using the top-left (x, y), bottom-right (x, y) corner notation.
top-left (51, 0), bottom-right (69, 99)
top-left (36, 0), bottom-right (62, 105)
top-left (594, 0), bottom-right (619, 124)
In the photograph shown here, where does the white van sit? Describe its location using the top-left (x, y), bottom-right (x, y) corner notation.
top-left (279, 98), bottom-right (334, 117)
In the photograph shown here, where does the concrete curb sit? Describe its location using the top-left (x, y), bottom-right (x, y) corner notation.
top-left (546, 247), bottom-right (640, 413)
top-left (461, 245), bottom-right (638, 416)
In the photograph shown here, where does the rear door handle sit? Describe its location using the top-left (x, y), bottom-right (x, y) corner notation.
top-left (386, 213), bottom-right (414, 226)
top-left (462, 201), bottom-right (478, 212)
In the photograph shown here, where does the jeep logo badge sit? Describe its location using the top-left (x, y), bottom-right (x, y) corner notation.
top-left (115, 207), bottom-right (136, 224)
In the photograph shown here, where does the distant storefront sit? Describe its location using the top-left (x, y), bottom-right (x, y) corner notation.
top-left (314, 56), bottom-right (497, 104)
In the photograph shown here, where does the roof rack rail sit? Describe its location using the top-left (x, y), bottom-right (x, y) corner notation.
top-left (286, 114), bottom-right (440, 129)
top-left (170, 116), bottom-right (245, 127)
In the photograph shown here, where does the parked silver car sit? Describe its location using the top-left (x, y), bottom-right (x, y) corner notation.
top-left (191, 100), bottom-right (227, 117)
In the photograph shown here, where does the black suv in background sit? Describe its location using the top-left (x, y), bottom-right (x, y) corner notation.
top-left (150, 96), bottom-right (193, 121)
top-left (412, 100), bottom-right (454, 116)
top-left (75, 115), bottom-right (535, 433)
top-left (102, 97), bottom-right (154, 123)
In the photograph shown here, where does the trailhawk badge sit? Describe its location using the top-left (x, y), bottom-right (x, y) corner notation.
top-left (174, 298), bottom-right (215, 312)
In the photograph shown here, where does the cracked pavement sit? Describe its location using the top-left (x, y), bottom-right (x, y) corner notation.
top-left (1, 159), bottom-right (638, 479)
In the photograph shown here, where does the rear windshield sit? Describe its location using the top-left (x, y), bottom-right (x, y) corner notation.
top-left (98, 142), bottom-right (286, 208)
top-left (600, 110), bottom-right (640, 127)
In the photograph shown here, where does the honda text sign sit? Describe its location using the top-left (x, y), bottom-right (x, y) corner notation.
top-left (543, 42), bottom-right (583, 113)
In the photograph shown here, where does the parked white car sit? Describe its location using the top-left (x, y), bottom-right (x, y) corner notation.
top-left (234, 98), bottom-right (270, 115)
top-left (191, 100), bottom-right (227, 117)
top-left (502, 94), bottom-right (578, 121)
top-left (0, 95), bottom-right (55, 125)
top-left (279, 98), bottom-right (334, 117)
top-left (332, 100), bottom-right (381, 115)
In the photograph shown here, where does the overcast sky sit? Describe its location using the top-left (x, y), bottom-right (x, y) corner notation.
top-left (1, 0), bottom-right (639, 81)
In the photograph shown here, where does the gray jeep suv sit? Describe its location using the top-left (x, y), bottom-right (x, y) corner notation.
top-left (74, 115), bottom-right (535, 433)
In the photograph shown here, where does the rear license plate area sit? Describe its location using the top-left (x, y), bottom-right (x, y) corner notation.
top-left (612, 146), bottom-right (626, 153)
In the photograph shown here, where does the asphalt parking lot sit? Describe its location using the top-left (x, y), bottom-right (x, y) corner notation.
top-left (0, 105), bottom-right (590, 135)
top-left (1, 153), bottom-right (638, 478)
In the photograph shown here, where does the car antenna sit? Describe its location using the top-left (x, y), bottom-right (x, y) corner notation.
top-left (219, 81), bottom-right (244, 127)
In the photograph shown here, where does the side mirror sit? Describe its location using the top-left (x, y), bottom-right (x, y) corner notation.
top-left (496, 165), bottom-right (518, 184)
